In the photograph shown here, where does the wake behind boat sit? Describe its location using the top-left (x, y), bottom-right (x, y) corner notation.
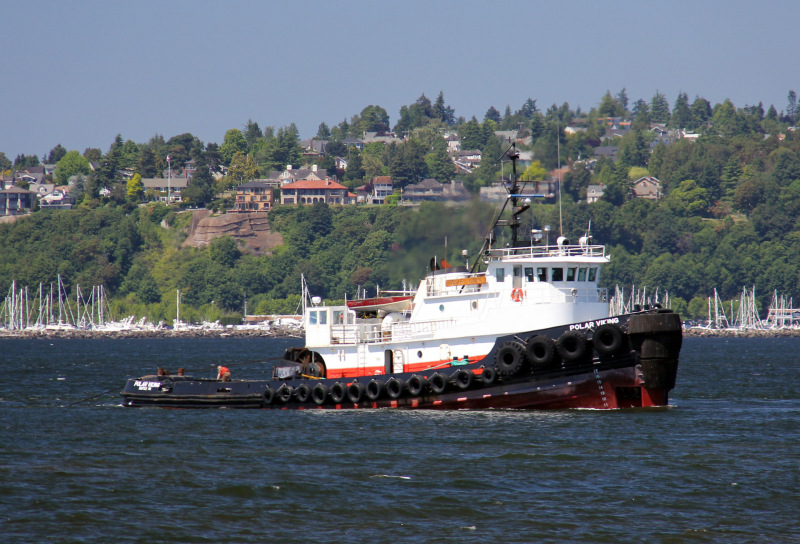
top-left (122, 148), bottom-right (682, 410)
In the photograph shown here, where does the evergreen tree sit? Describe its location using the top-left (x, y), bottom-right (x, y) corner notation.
top-left (650, 91), bottom-right (671, 124)
top-left (243, 119), bottom-right (263, 150)
top-left (787, 90), bottom-right (797, 122)
top-left (316, 122), bottom-right (331, 140)
top-left (670, 92), bottom-right (691, 129)
top-left (484, 106), bottom-right (502, 124)
top-left (46, 144), bottom-right (67, 164)
top-left (433, 91), bottom-right (455, 126)
top-left (689, 97), bottom-right (712, 130)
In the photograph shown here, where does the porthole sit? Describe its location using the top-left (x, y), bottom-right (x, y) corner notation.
top-left (417, 350), bottom-right (423, 358)
top-left (439, 304), bottom-right (445, 312)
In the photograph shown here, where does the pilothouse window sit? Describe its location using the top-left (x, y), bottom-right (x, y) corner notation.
top-left (567, 267), bottom-right (576, 281)
top-left (578, 267), bottom-right (587, 281)
top-left (495, 268), bottom-right (505, 282)
top-left (524, 267), bottom-right (534, 282)
top-left (309, 311), bottom-right (318, 325)
top-left (551, 268), bottom-right (564, 282)
top-left (588, 267), bottom-right (598, 281)
top-left (536, 267), bottom-right (547, 282)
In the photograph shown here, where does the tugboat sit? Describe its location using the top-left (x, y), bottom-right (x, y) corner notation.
top-left (122, 147), bottom-right (682, 410)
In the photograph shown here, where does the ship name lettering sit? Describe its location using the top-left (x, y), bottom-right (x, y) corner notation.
top-left (569, 317), bottom-right (619, 331)
top-left (134, 380), bottom-right (161, 391)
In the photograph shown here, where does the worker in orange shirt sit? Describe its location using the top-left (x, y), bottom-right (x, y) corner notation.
top-left (217, 365), bottom-right (231, 381)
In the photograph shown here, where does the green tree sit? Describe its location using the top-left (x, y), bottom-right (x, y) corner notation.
top-left (243, 119), bottom-right (263, 150)
top-left (394, 95), bottom-right (436, 135)
top-left (46, 144), bottom-right (67, 164)
top-left (389, 140), bottom-right (428, 188)
top-left (598, 91), bottom-right (624, 117)
top-left (664, 179), bottom-right (709, 217)
top-left (712, 99), bottom-right (744, 138)
top-left (209, 236), bottom-right (241, 267)
top-left (433, 91), bottom-right (456, 126)
top-left (227, 152), bottom-right (260, 185)
top-left (670, 92), bottom-right (691, 129)
top-left (316, 122), bottom-right (331, 140)
top-left (689, 97), bottom-right (712, 130)
top-left (219, 129), bottom-right (248, 166)
top-left (650, 91), bottom-right (671, 124)
top-left (425, 145), bottom-right (454, 183)
top-left (55, 150), bottom-right (91, 185)
top-left (182, 165), bottom-right (215, 207)
top-left (617, 130), bottom-right (650, 167)
top-left (126, 173), bottom-right (144, 201)
top-left (0, 152), bottom-right (12, 171)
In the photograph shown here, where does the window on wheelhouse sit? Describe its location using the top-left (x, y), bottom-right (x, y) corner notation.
top-left (309, 311), bottom-right (318, 325)
top-left (551, 267), bottom-right (564, 282)
top-left (536, 267), bottom-right (547, 282)
top-left (495, 268), bottom-right (505, 282)
top-left (567, 267), bottom-right (576, 282)
top-left (524, 267), bottom-right (534, 282)
top-left (319, 310), bottom-right (327, 325)
top-left (513, 266), bottom-right (522, 288)
top-left (578, 267), bottom-right (587, 281)
top-left (588, 267), bottom-right (598, 281)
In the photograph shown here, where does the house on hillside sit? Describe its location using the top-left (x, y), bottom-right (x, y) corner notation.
top-left (632, 176), bottom-right (662, 200)
top-left (234, 181), bottom-right (274, 212)
top-left (586, 184), bottom-right (605, 203)
top-left (594, 146), bottom-right (618, 162)
top-left (141, 177), bottom-right (188, 202)
top-left (280, 179), bottom-right (355, 205)
top-left (268, 164), bottom-right (329, 186)
top-left (402, 179), bottom-right (470, 204)
top-left (370, 176), bottom-right (393, 204)
top-left (0, 186), bottom-right (35, 215)
top-left (39, 188), bottom-right (75, 210)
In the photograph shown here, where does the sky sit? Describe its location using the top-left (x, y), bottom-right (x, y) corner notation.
top-left (2, 0), bottom-right (798, 160)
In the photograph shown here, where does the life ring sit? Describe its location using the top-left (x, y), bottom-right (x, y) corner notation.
top-left (407, 374), bottom-right (425, 397)
top-left (347, 382), bottom-right (366, 404)
top-left (494, 341), bottom-right (526, 376)
top-left (295, 383), bottom-right (312, 403)
top-left (526, 335), bottom-right (557, 369)
top-left (511, 288), bottom-right (524, 302)
top-left (452, 368), bottom-right (474, 391)
top-left (263, 386), bottom-right (275, 405)
top-left (366, 379), bottom-right (384, 401)
top-left (277, 383), bottom-right (294, 403)
top-left (481, 366), bottom-right (497, 385)
top-left (592, 324), bottom-right (624, 356)
top-left (429, 372), bottom-right (448, 394)
top-left (385, 377), bottom-right (405, 400)
top-left (330, 382), bottom-right (348, 403)
top-left (556, 330), bottom-right (589, 362)
top-left (312, 383), bottom-right (329, 405)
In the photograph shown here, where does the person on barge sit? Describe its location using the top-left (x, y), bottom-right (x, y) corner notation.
top-left (217, 365), bottom-right (231, 381)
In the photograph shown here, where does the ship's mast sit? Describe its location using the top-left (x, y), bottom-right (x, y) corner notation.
top-left (506, 144), bottom-right (530, 249)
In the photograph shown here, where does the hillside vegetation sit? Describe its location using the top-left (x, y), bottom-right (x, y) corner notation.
top-left (4, 90), bottom-right (800, 322)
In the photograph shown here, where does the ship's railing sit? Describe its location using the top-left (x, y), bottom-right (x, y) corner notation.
top-left (487, 244), bottom-right (606, 260)
top-left (327, 317), bottom-right (458, 345)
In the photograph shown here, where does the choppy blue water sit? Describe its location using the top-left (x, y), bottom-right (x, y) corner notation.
top-left (1, 336), bottom-right (799, 543)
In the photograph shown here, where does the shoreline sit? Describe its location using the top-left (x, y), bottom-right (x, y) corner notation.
top-left (3, 326), bottom-right (800, 340)
top-left (684, 327), bottom-right (800, 338)
top-left (0, 326), bottom-right (303, 340)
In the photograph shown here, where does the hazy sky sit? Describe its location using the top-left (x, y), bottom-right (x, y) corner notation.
top-left (3, 0), bottom-right (797, 159)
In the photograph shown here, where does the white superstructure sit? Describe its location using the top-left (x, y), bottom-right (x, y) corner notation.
top-left (304, 239), bottom-right (610, 378)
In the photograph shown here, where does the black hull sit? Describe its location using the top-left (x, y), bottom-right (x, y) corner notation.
top-left (121, 310), bottom-right (682, 410)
